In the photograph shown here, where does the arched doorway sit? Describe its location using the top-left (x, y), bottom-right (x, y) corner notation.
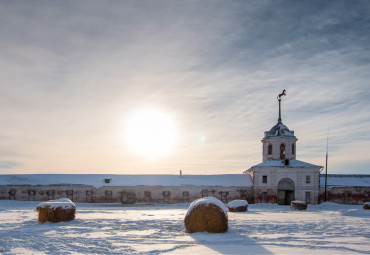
top-left (277, 178), bottom-right (295, 205)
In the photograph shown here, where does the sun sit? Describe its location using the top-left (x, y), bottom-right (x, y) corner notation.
top-left (125, 108), bottom-right (177, 159)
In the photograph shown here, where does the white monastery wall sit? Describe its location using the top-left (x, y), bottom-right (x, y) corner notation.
top-left (0, 184), bottom-right (253, 204)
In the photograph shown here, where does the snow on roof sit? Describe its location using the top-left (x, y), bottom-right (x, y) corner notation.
top-left (320, 174), bottom-right (370, 187)
top-left (265, 123), bottom-right (295, 137)
top-left (252, 159), bottom-right (321, 168)
top-left (0, 174), bottom-right (252, 189)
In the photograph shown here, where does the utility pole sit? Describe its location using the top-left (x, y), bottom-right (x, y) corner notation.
top-left (324, 127), bottom-right (329, 202)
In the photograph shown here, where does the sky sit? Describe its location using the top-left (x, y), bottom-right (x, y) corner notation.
top-left (0, 0), bottom-right (369, 175)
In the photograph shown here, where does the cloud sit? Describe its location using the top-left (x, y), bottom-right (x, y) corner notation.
top-left (0, 0), bottom-right (369, 174)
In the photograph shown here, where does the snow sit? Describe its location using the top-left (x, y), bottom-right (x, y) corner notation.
top-left (0, 174), bottom-right (252, 189)
top-left (253, 159), bottom-right (321, 168)
top-left (291, 200), bottom-right (306, 204)
top-left (320, 174), bottom-right (370, 187)
top-left (265, 123), bottom-right (295, 137)
top-left (186, 197), bottom-right (228, 218)
top-left (0, 201), bottom-right (369, 254)
top-left (36, 198), bottom-right (76, 209)
top-left (227, 200), bottom-right (248, 208)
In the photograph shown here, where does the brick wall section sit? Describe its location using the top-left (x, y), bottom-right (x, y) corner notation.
top-left (0, 185), bottom-right (253, 204)
top-left (319, 187), bottom-right (370, 205)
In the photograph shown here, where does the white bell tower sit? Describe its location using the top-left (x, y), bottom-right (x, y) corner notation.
top-left (261, 90), bottom-right (297, 162)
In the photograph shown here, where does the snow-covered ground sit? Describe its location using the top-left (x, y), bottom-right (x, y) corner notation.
top-left (0, 201), bottom-right (369, 254)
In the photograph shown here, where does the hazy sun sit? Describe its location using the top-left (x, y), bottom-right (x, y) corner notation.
top-left (125, 108), bottom-right (177, 159)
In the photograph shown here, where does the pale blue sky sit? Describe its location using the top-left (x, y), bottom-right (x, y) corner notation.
top-left (0, 0), bottom-right (369, 174)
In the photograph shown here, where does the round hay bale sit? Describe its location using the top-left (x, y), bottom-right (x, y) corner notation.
top-left (363, 202), bottom-right (370, 210)
top-left (184, 197), bottom-right (228, 233)
top-left (36, 198), bottom-right (76, 223)
top-left (228, 200), bottom-right (248, 212)
top-left (290, 200), bottom-right (307, 211)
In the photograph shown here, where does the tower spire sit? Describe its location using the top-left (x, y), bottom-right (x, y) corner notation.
top-left (277, 90), bottom-right (286, 124)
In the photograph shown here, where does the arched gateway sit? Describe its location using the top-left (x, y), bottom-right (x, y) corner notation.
top-left (277, 178), bottom-right (295, 205)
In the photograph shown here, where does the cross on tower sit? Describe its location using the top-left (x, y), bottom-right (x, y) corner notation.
top-left (277, 90), bottom-right (286, 124)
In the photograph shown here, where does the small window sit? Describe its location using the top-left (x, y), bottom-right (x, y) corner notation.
top-left (144, 191), bottom-right (151, 198)
top-left (163, 191), bottom-right (170, 197)
top-left (221, 191), bottom-right (227, 198)
top-left (47, 190), bottom-right (54, 196)
top-left (262, 175), bottom-right (267, 184)
top-left (292, 144), bottom-right (295, 155)
top-left (262, 192), bottom-right (267, 203)
top-left (29, 190), bottom-right (35, 196)
top-left (67, 190), bottom-right (73, 196)
top-left (201, 190), bottom-right (208, 197)
top-left (86, 190), bottom-right (92, 196)
top-left (183, 191), bottom-right (189, 198)
top-left (305, 192), bottom-right (311, 202)
top-left (106, 190), bottom-right (112, 197)
top-left (240, 190), bottom-right (247, 200)
top-left (9, 189), bottom-right (16, 196)
top-left (268, 144), bottom-right (272, 155)
top-left (306, 176), bottom-right (311, 183)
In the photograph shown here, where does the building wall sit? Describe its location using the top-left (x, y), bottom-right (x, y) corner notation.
top-left (262, 137), bottom-right (297, 161)
top-left (0, 185), bottom-right (253, 204)
top-left (251, 166), bottom-right (320, 204)
top-left (319, 187), bottom-right (370, 205)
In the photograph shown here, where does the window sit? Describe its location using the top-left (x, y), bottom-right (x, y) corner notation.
top-left (268, 144), bottom-right (272, 155)
top-left (201, 190), bottom-right (208, 197)
top-left (305, 192), bottom-right (311, 202)
top-left (280, 143), bottom-right (286, 159)
top-left (221, 191), bottom-right (227, 199)
top-left (9, 189), bottom-right (16, 196)
top-left (262, 192), bottom-right (267, 203)
top-left (29, 190), bottom-right (35, 196)
top-left (163, 191), bottom-right (170, 197)
top-left (86, 190), bottom-right (92, 196)
top-left (262, 175), bottom-right (267, 184)
top-left (144, 191), bottom-right (151, 198)
top-left (163, 191), bottom-right (170, 202)
top-left (47, 190), bottom-right (54, 196)
top-left (240, 189), bottom-right (247, 200)
top-left (183, 191), bottom-right (189, 201)
top-left (67, 190), bottom-right (73, 196)
top-left (306, 176), bottom-right (311, 183)
top-left (106, 190), bottom-right (112, 197)
top-left (292, 144), bottom-right (295, 155)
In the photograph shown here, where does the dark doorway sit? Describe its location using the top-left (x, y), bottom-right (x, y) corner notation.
top-left (277, 178), bottom-right (295, 205)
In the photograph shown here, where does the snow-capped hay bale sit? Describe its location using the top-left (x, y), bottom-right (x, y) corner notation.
top-left (290, 200), bottom-right (307, 211)
top-left (184, 197), bottom-right (228, 233)
top-left (363, 202), bottom-right (370, 210)
top-left (36, 198), bottom-right (76, 223)
top-left (228, 200), bottom-right (248, 212)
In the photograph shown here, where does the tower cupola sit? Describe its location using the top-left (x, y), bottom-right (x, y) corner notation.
top-left (262, 90), bottom-right (297, 162)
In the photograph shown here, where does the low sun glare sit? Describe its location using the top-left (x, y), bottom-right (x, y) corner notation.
top-left (125, 108), bottom-right (177, 159)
